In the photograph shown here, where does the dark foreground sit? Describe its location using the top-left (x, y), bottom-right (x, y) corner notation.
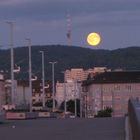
top-left (0, 117), bottom-right (125, 140)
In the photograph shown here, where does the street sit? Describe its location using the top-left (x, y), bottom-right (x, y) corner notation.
top-left (0, 117), bottom-right (125, 140)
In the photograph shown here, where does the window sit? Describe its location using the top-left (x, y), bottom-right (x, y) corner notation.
top-left (125, 85), bottom-right (132, 91)
top-left (114, 85), bottom-right (120, 90)
top-left (103, 96), bottom-right (112, 101)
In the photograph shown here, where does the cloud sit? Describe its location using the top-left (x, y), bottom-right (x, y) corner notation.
top-left (0, 0), bottom-right (140, 20)
top-left (0, 0), bottom-right (140, 49)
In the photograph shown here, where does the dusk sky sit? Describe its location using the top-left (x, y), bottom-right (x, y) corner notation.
top-left (0, 0), bottom-right (140, 50)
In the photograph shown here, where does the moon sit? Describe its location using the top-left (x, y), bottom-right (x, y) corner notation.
top-left (87, 32), bottom-right (101, 46)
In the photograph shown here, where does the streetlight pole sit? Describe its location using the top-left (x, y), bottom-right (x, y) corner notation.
top-left (40, 51), bottom-right (45, 108)
top-left (49, 62), bottom-right (57, 112)
top-left (79, 82), bottom-right (82, 118)
top-left (61, 71), bottom-right (67, 117)
top-left (7, 22), bottom-right (14, 105)
top-left (26, 38), bottom-right (32, 112)
top-left (74, 79), bottom-right (77, 117)
top-left (64, 72), bottom-right (67, 116)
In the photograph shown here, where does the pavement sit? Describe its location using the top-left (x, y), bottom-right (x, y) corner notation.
top-left (0, 117), bottom-right (125, 140)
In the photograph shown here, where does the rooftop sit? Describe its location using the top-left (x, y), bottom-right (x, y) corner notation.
top-left (83, 71), bottom-right (140, 85)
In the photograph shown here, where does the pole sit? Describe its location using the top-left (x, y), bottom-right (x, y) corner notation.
top-left (52, 63), bottom-right (55, 112)
top-left (79, 82), bottom-right (82, 118)
top-left (7, 22), bottom-right (14, 105)
top-left (74, 79), bottom-right (77, 117)
top-left (40, 51), bottom-right (45, 108)
top-left (26, 38), bottom-right (32, 112)
top-left (49, 62), bottom-right (57, 112)
top-left (64, 72), bottom-right (67, 116)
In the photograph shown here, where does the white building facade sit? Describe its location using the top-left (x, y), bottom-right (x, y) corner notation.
top-left (55, 80), bottom-right (82, 107)
top-left (82, 71), bottom-right (140, 117)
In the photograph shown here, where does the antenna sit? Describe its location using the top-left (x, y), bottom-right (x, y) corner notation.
top-left (66, 12), bottom-right (72, 46)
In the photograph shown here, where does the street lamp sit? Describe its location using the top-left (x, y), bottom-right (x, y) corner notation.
top-left (49, 61), bottom-right (57, 112)
top-left (26, 38), bottom-right (32, 112)
top-left (79, 82), bottom-right (82, 118)
top-left (64, 72), bottom-right (67, 116)
top-left (74, 79), bottom-right (77, 117)
top-left (61, 71), bottom-right (67, 117)
top-left (40, 51), bottom-right (45, 108)
top-left (7, 21), bottom-right (15, 105)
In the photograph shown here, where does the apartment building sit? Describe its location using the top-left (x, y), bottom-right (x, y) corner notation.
top-left (65, 67), bottom-right (110, 81)
top-left (55, 67), bottom-right (110, 110)
top-left (65, 68), bottom-right (86, 81)
top-left (55, 80), bottom-right (81, 107)
top-left (82, 71), bottom-right (140, 117)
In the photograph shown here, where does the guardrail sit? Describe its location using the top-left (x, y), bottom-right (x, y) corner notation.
top-left (128, 99), bottom-right (140, 140)
top-left (6, 112), bottom-right (38, 120)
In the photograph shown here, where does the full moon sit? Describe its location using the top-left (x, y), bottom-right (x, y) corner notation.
top-left (87, 32), bottom-right (101, 46)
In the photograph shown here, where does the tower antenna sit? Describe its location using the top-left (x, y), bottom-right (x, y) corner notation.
top-left (66, 12), bottom-right (72, 46)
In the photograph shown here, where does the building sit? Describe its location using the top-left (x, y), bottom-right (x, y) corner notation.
top-left (0, 79), bottom-right (5, 111)
top-left (82, 71), bottom-right (140, 117)
top-left (55, 80), bottom-right (82, 107)
top-left (64, 67), bottom-right (110, 81)
top-left (4, 80), bottom-right (28, 109)
top-left (16, 80), bottom-right (30, 107)
top-left (56, 67), bottom-right (110, 112)
top-left (3, 80), bottom-right (51, 110)
top-left (65, 68), bottom-right (86, 81)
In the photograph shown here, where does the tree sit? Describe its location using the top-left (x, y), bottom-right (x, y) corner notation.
top-left (95, 107), bottom-right (113, 117)
top-left (45, 99), bottom-right (57, 108)
top-left (59, 99), bottom-right (80, 117)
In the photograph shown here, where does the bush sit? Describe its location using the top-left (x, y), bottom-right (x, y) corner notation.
top-left (95, 107), bottom-right (113, 117)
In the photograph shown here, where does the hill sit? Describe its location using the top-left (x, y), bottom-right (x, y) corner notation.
top-left (0, 45), bottom-right (140, 81)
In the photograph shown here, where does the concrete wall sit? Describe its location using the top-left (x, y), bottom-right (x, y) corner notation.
top-left (128, 99), bottom-right (140, 140)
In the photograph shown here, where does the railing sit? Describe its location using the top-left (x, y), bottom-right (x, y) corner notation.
top-left (128, 98), bottom-right (140, 140)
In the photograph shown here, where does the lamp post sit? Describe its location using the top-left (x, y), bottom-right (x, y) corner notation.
top-left (79, 82), bottom-right (82, 118)
top-left (74, 79), bottom-right (77, 117)
top-left (40, 51), bottom-right (45, 108)
top-left (26, 38), bottom-right (32, 112)
top-left (61, 71), bottom-right (67, 117)
top-left (64, 72), bottom-right (67, 116)
top-left (7, 22), bottom-right (14, 105)
top-left (49, 61), bottom-right (57, 112)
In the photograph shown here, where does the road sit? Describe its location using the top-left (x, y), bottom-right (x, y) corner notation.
top-left (0, 117), bottom-right (125, 140)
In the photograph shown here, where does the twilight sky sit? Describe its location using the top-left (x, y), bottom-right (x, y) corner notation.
top-left (0, 0), bottom-right (140, 50)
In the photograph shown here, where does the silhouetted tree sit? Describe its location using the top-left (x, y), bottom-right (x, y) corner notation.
top-left (45, 99), bottom-right (57, 108)
top-left (95, 107), bottom-right (113, 117)
top-left (59, 99), bottom-right (80, 117)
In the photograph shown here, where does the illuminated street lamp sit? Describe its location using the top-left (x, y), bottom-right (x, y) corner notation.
top-left (49, 61), bottom-right (57, 112)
